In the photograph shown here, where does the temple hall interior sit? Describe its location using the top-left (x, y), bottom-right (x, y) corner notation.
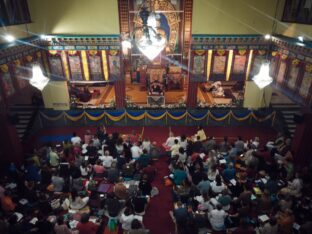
top-left (0, 0), bottom-right (312, 233)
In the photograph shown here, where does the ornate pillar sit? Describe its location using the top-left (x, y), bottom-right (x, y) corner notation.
top-left (186, 81), bottom-right (198, 108)
top-left (115, 79), bottom-right (126, 108)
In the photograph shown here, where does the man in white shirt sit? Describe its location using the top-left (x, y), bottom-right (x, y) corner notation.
top-left (208, 204), bottom-right (227, 231)
top-left (165, 132), bottom-right (177, 148)
top-left (71, 132), bottom-right (82, 146)
top-left (100, 150), bottom-right (115, 168)
top-left (170, 139), bottom-right (180, 157)
top-left (131, 143), bottom-right (143, 160)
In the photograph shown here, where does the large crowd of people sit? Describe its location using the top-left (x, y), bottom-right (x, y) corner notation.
top-left (0, 125), bottom-right (311, 234)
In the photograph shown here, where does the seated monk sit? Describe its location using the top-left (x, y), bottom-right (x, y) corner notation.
top-left (211, 82), bottom-right (224, 97)
top-left (150, 80), bottom-right (163, 95)
top-left (79, 86), bottom-right (92, 102)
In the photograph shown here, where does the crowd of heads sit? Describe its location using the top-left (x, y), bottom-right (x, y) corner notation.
top-left (166, 130), bottom-right (312, 234)
top-left (0, 126), bottom-right (157, 234)
top-left (0, 126), bottom-right (311, 234)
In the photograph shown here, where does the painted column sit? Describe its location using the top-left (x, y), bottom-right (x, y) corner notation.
top-left (186, 81), bottom-right (198, 108)
top-left (115, 79), bottom-right (125, 108)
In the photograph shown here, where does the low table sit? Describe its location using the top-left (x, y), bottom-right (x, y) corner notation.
top-left (147, 95), bottom-right (165, 107)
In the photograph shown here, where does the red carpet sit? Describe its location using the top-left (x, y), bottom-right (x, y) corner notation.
top-left (143, 157), bottom-right (175, 234)
top-left (26, 125), bottom-right (276, 233)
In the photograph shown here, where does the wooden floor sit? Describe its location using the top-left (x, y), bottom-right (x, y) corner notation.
top-left (77, 82), bottom-right (239, 107)
top-left (76, 85), bottom-right (115, 106)
top-left (126, 83), bottom-right (187, 105)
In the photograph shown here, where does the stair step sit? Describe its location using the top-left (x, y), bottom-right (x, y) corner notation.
top-left (285, 119), bottom-right (294, 123)
top-left (17, 129), bottom-right (26, 133)
top-left (15, 124), bottom-right (27, 128)
top-left (289, 129), bottom-right (296, 132)
top-left (19, 119), bottom-right (30, 124)
top-left (283, 115), bottom-right (293, 119)
top-left (18, 134), bottom-right (24, 138)
top-left (281, 111), bottom-right (297, 114)
top-left (19, 115), bottom-right (32, 119)
top-left (12, 111), bottom-right (33, 115)
top-left (286, 124), bottom-right (296, 128)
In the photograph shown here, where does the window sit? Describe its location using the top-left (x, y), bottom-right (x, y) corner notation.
top-left (0, 0), bottom-right (31, 26)
top-left (282, 0), bottom-right (312, 24)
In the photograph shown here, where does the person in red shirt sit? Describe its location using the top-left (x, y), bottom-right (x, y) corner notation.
top-left (76, 213), bottom-right (99, 234)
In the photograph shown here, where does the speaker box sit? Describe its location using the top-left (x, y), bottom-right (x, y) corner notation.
top-left (294, 113), bottom-right (304, 124)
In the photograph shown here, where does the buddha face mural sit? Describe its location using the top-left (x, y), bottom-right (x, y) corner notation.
top-left (132, 0), bottom-right (181, 55)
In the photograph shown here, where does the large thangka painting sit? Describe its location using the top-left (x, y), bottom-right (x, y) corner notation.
top-left (193, 55), bottom-right (205, 75)
top-left (287, 63), bottom-right (300, 90)
top-left (299, 71), bottom-right (312, 99)
top-left (68, 53), bottom-right (83, 80)
top-left (213, 55), bottom-right (227, 75)
top-left (277, 61), bottom-right (287, 84)
top-left (233, 55), bottom-right (247, 74)
top-left (132, 0), bottom-right (181, 54)
top-left (108, 51), bottom-right (120, 80)
top-left (48, 56), bottom-right (64, 78)
top-left (251, 55), bottom-right (265, 78)
top-left (0, 64), bottom-right (15, 97)
top-left (88, 52), bottom-right (103, 81)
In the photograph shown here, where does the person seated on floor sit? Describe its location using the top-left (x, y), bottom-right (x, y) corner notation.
top-left (76, 213), bottom-right (99, 234)
top-left (139, 174), bottom-right (152, 196)
top-left (49, 146), bottom-right (60, 168)
top-left (54, 215), bottom-right (77, 234)
top-left (208, 204), bottom-right (227, 232)
top-left (71, 132), bottom-right (82, 146)
top-left (107, 162), bottom-right (119, 184)
top-left (72, 174), bottom-right (85, 192)
top-left (232, 218), bottom-right (256, 234)
top-left (1, 191), bottom-right (16, 213)
top-left (120, 207), bottom-right (143, 233)
top-left (131, 190), bottom-right (149, 215)
top-left (276, 208), bottom-right (295, 234)
top-left (100, 150), bottom-right (115, 169)
top-left (137, 149), bottom-right (150, 169)
top-left (105, 194), bottom-right (122, 218)
top-left (93, 159), bottom-right (105, 178)
top-left (210, 174), bottom-right (227, 195)
top-left (209, 81), bottom-right (224, 97)
top-left (149, 80), bottom-right (163, 95)
top-left (69, 189), bottom-right (89, 210)
top-left (222, 162), bottom-right (236, 182)
top-left (51, 171), bottom-right (65, 193)
top-left (128, 218), bottom-right (149, 234)
top-left (259, 217), bottom-right (278, 234)
top-left (172, 162), bottom-right (187, 186)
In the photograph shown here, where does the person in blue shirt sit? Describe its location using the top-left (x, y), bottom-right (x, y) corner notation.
top-left (197, 174), bottom-right (210, 195)
top-left (173, 162), bottom-right (187, 186)
top-left (222, 162), bottom-right (236, 182)
top-left (25, 160), bottom-right (41, 182)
